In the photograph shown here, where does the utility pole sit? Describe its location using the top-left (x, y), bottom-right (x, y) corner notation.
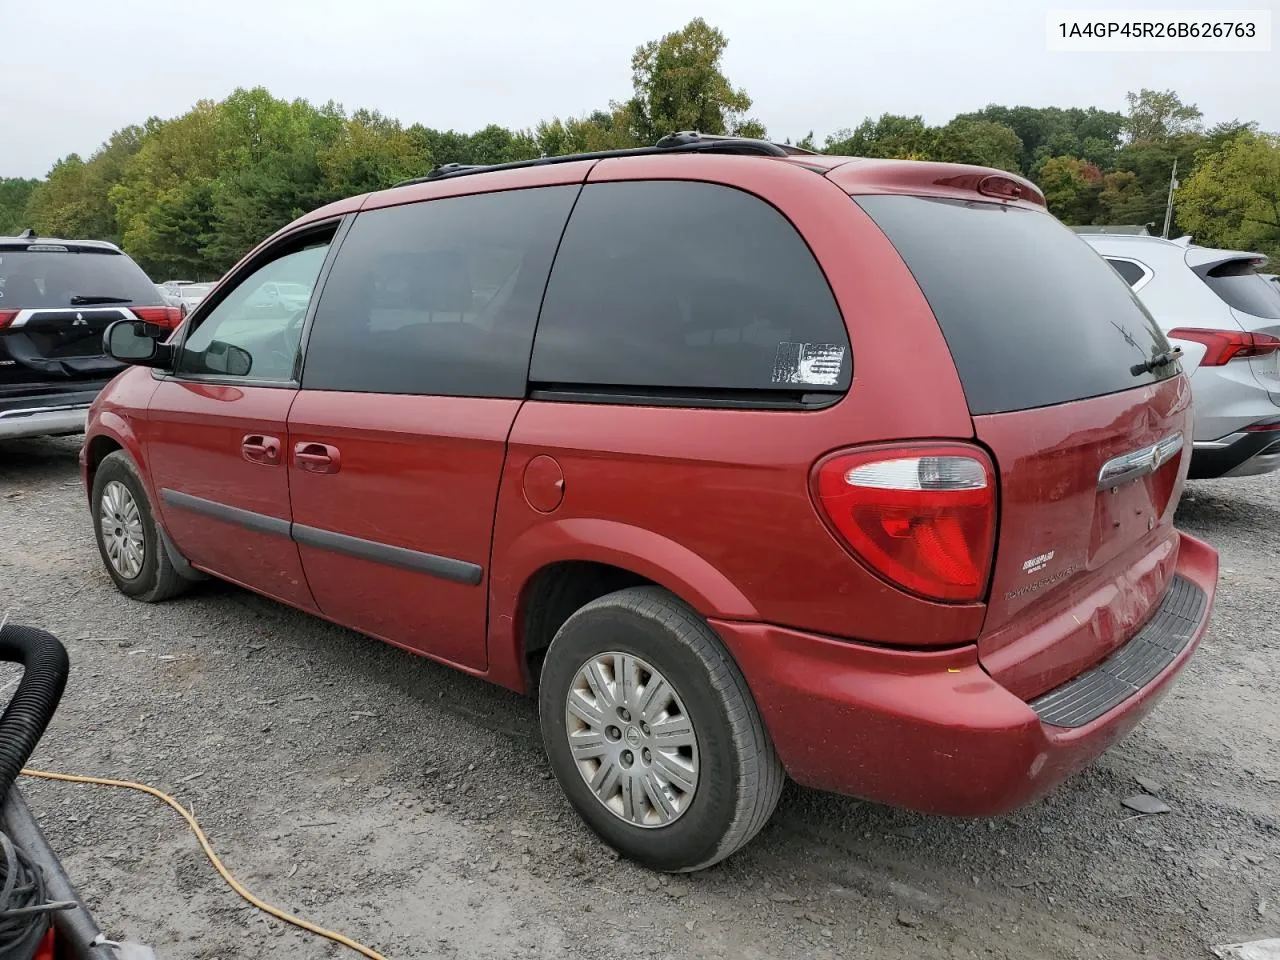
top-left (1161, 158), bottom-right (1179, 238)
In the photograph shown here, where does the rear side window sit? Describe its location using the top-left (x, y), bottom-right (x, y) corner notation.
top-left (1106, 258), bottom-right (1148, 288)
top-left (1198, 260), bottom-right (1280, 319)
top-left (302, 186), bottom-right (578, 397)
top-left (0, 249), bottom-right (158, 308)
top-left (529, 181), bottom-right (849, 401)
top-left (855, 196), bottom-right (1174, 415)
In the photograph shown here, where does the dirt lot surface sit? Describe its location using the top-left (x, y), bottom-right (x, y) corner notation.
top-left (1, 435), bottom-right (1277, 960)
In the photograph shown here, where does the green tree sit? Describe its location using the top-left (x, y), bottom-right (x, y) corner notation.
top-left (934, 118), bottom-right (1023, 172)
top-left (110, 101), bottom-right (224, 272)
top-left (319, 109), bottom-right (424, 193)
top-left (824, 114), bottom-right (935, 158)
top-left (1177, 131), bottom-right (1280, 259)
top-left (138, 180), bottom-right (219, 279)
top-left (625, 18), bottom-right (754, 143)
top-left (1123, 89), bottom-right (1203, 144)
top-left (410, 127), bottom-right (474, 167)
top-left (1038, 156), bottom-right (1103, 224)
top-left (1105, 132), bottom-right (1206, 230)
top-left (954, 105), bottom-right (1124, 175)
top-left (23, 156), bottom-right (91, 238)
top-left (1098, 170), bottom-right (1148, 224)
top-left (0, 178), bottom-right (39, 234)
top-left (465, 124), bottom-right (541, 165)
top-left (21, 126), bottom-right (143, 243)
top-left (535, 108), bottom-right (638, 156)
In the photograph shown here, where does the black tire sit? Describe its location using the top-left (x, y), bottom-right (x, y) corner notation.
top-left (90, 451), bottom-right (190, 603)
top-left (538, 586), bottom-right (784, 872)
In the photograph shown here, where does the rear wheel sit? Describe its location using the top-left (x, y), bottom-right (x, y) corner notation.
top-left (538, 586), bottom-right (784, 872)
top-left (91, 451), bottom-right (190, 603)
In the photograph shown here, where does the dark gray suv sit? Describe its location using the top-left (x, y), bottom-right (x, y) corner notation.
top-left (0, 231), bottom-right (182, 440)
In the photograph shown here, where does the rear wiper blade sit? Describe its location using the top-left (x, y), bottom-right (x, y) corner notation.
top-left (68, 294), bottom-right (132, 305)
top-left (1131, 347), bottom-right (1183, 376)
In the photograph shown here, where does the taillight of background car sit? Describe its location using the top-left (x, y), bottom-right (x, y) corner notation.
top-left (812, 445), bottom-right (997, 602)
top-left (1167, 328), bottom-right (1280, 366)
top-left (130, 306), bottom-right (185, 330)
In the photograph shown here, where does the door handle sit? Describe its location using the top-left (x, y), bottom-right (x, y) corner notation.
top-left (241, 434), bottom-right (281, 465)
top-left (294, 442), bottom-right (341, 474)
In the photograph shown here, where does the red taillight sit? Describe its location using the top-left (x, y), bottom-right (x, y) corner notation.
top-left (1244, 421), bottom-right (1280, 432)
top-left (1167, 328), bottom-right (1280, 366)
top-left (130, 305), bottom-right (185, 330)
top-left (0, 310), bottom-right (18, 329)
top-left (813, 445), bottom-right (997, 603)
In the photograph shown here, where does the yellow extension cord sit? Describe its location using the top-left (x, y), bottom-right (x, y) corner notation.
top-left (19, 768), bottom-right (388, 960)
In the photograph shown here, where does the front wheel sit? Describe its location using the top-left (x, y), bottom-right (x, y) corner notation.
top-left (538, 586), bottom-right (784, 872)
top-left (90, 451), bottom-right (190, 603)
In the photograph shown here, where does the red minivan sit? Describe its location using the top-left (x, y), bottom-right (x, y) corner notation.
top-left (82, 134), bottom-right (1218, 872)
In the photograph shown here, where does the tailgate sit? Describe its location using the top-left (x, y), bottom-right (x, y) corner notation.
top-left (0, 308), bottom-right (128, 380)
top-left (851, 192), bottom-right (1192, 700)
top-left (974, 377), bottom-right (1192, 698)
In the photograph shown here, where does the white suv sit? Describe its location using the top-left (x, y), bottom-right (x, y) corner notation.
top-left (1082, 234), bottom-right (1280, 479)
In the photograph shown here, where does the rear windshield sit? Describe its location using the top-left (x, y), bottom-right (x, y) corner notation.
top-left (1198, 259), bottom-right (1280, 319)
top-left (0, 248), bottom-right (159, 309)
top-left (854, 196), bottom-right (1175, 415)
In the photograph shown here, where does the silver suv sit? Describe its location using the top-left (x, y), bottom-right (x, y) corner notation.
top-left (1082, 234), bottom-right (1280, 479)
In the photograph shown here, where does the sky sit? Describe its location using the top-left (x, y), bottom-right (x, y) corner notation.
top-left (2, 0), bottom-right (1277, 179)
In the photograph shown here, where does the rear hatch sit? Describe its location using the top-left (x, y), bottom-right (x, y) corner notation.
top-left (1187, 249), bottom-right (1280, 400)
top-left (856, 194), bottom-right (1191, 700)
top-left (0, 243), bottom-right (171, 388)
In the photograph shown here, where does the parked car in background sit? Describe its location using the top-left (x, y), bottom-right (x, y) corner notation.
top-left (83, 135), bottom-right (1217, 871)
top-left (1082, 234), bottom-right (1280, 479)
top-left (0, 231), bottom-right (183, 440)
top-left (161, 280), bottom-right (213, 313)
top-left (240, 280), bottom-right (311, 320)
top-left (155, 283), bottom-right (186, 311)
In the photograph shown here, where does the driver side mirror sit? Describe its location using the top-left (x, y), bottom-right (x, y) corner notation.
top-left (104, 320), bottom-right (173, 368)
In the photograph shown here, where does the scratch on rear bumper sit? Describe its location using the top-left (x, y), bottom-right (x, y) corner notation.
top-left (1029, 574), bottom-right (1207, 727)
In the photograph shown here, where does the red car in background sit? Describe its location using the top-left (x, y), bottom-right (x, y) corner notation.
top-left (81, 133), bottom-right (1217, 872)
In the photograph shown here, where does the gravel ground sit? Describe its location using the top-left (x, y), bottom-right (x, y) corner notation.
top-left (1, 435), bottom-right (1277, 960)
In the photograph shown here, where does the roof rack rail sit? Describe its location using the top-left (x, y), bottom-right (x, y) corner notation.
top-left (392, 132), bottom-right (813, 187)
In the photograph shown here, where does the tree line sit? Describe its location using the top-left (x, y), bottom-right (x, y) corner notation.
top-left (2, 18), bottom-right (1277, 279)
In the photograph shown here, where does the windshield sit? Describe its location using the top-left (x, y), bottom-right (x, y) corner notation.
top-left (0, 249), bottom-right (159, 309)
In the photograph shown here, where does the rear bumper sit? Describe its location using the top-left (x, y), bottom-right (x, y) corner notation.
top-left (0, 403), bottom-right (90, 439)
top-left (712, 532), bottom-right (1218, 817)
top-left (0, 384), bottom-right (106, 440)
top-left (1191, 418), bottom-right (1280, 478)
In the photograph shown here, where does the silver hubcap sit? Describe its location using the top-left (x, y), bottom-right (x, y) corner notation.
top-left (99, 480), bottom-right (145, 580)
top-left (565, 652), bottom-right (699, 828)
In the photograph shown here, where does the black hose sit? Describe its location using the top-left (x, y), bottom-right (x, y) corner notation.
top-left (0, 623), bottom-right (71, 956)
top-left (0, 624), bottom-right (69, 798)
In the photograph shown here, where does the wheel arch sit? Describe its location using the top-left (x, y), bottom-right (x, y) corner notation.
top-left (487, 518), bottom-right (760, 694)
top-left (84, 413), bottom-right (146, 504)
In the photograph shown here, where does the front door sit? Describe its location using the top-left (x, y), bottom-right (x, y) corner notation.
top-left (143, 222), bottom-right (340, 610)
top-left (286, 184), bottom-right (580, 670)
